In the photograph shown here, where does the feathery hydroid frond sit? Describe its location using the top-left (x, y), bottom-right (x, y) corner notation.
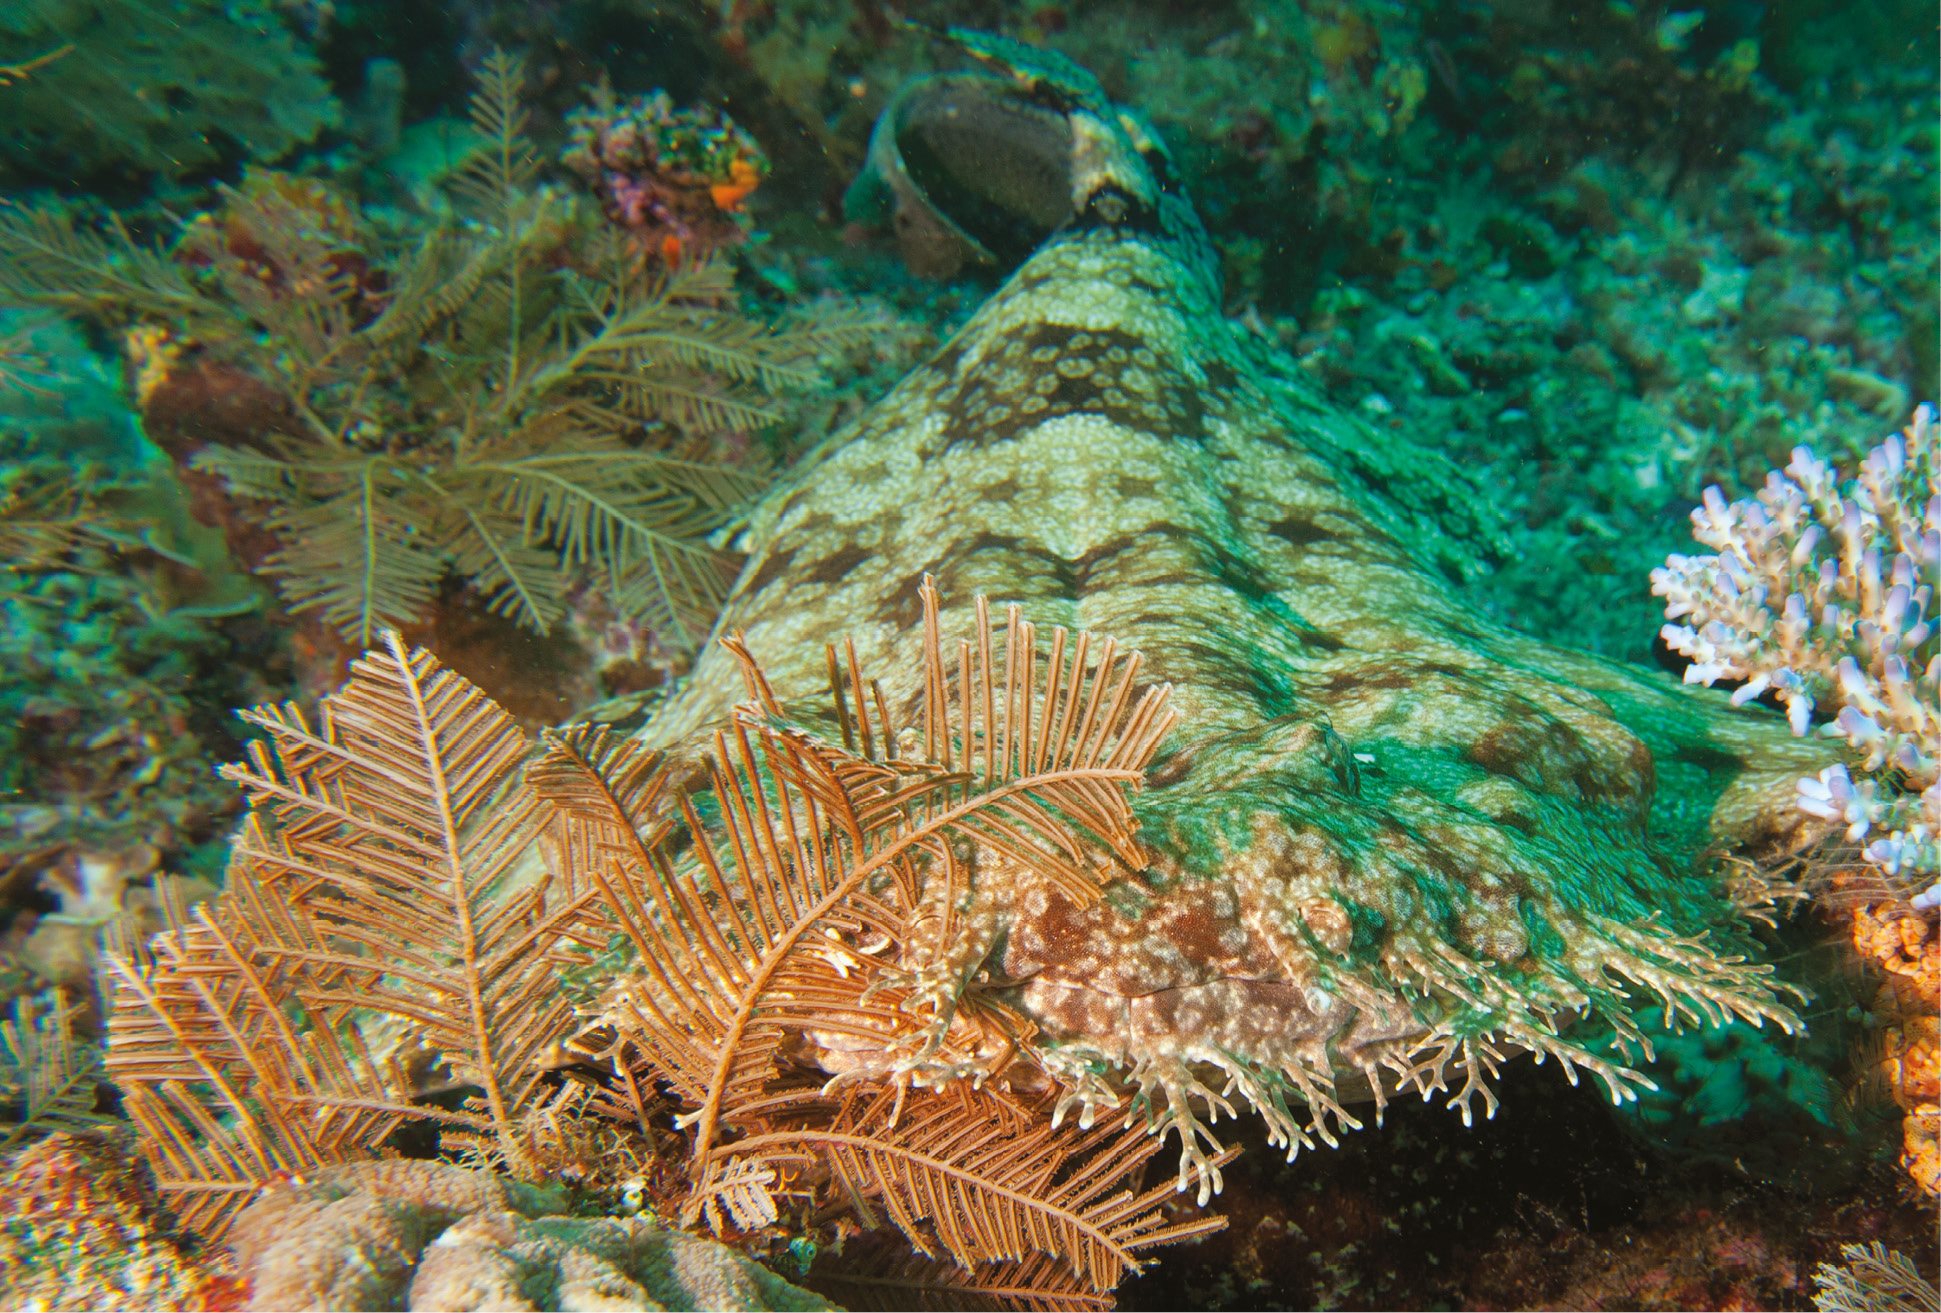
top-left (104, 876), bottom-right (409, 1235)
top-left (104, 592), bottom-right (1216, 1299)
top-left (193, 449), bottom-right (450, 644)
top-left (538, 581), bottom-right (1205, 1299)
top-left (449, 49), bottom-right (540, 221)
top-left (219, 635), bottom-right (577, 1159)
top-left (0, 203), bottom-right (198, 322)
top-left (105, 639), bottom-right (595, 1232)
top-left (0, 464), bottom-right (109, 572)
top-left (0, 991), bottom-right (109, 1150)
top-left (1, 54), bottom-right (825, 653)
top-left (561, 580), bottom-right (1173, 1178)
top-left (719, 1087), bottom-right (1229, 1294)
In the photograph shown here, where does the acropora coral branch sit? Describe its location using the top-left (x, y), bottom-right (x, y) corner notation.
top-left (1655, 405), bottom-right (1940, 907)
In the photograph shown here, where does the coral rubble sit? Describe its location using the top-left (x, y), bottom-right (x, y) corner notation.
top-left (0, 1130), bottom-right (243, 1311)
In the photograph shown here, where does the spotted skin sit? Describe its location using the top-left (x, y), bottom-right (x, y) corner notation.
top-left (634, 53), bottom-right (1831, 1197)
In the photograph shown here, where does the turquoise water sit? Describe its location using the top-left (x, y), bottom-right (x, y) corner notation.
top-left (0, 4), bottom-right (1935, 1310)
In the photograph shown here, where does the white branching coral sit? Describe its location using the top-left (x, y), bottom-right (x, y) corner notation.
top-left (1654, 404), bottom-right (1940, 907)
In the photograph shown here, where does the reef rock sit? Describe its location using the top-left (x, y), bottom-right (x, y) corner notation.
top-left (227, 1161), bottom-right (831, 1312)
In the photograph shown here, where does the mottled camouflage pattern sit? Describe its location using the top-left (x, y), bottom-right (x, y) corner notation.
top-left (635, 39), bottom-right (1832, 1197)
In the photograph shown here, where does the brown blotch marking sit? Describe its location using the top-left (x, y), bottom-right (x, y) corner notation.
top-left (1467, 719), bottom-right (1543, 786)
top-left (804, 542), bottom-right (876, 587)
top-left (1320, 672), bottom-right (1362, 698)
top-left (1208, 543), bottom-right (1279, 604)
top-left (792, 510), bottom-right (837, 540)
top-left (738, 545), bottom-right (798, 600)
top-left (928, 534), bottom-right (1078, 611)
top-left (1492, 808), bottom-right (1539, 837)
top-left (1467, 712), bottom-right (1628, 805)
top-left (1069, 328), bottom-right (1140, 368)
top-left (1115, 474), bottom-right (1160, 499)
top-left (1405, 827), bottom-right (1476, 890)
top-left (1328, 667), bottom-right (1413, 695)
top-left (877, 588), bottom-right (922, 634)
top-left (1072, 524), bottom-right (1238, 594)
top-left (1167, 636), bottom-right (1261, 676)
top-left (1625, 736), bottom-right (1656, 795)
top-left (1013, 889), bottom-right (1105, 973)
top-left (931, 340), bottom-right (970, 375)
top-left (1147, 741), bottom-right (1200, 789)
top-left (1267, 512), bottom-right (1332, 549)
top-left (1115, 608), bottom-right (1189, 632)
top-left (1674, 740), bottom-right (1744, 773)
top-left (1071, 533), bottom-right (1149, 592)
top-left (1146, 888), bottom-right (1248, 979)
top-left (1567, 733), bottom-right (1652, 807)
top-left (938, 321), bottom-right (1208, 453)
top-left (961, 530), bottom-right (1073, 574)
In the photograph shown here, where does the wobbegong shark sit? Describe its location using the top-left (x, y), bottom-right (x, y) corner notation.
top-left (623, 32), bottom-right (1831, 1200)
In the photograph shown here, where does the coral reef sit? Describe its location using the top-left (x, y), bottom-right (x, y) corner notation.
top-left (1851, 901), bottom-right (1940, 1198)
top-left (1427, 1), bottom-right (1768, 187)
top-left (0, 0), bottom-right (337, 185)
top-left (0, 309), bottom-right (144, 463)
top-left (563, 86), bottom-right (769, 264)
top-left (0, 547), bottom-right (235, 892)
top-left (0, 1130), bottom-right (244, 1311)
top-left (0, 5), bottom-right (1932, 1307)
top-left (1283, 55), bottom-right (1936, 661)
top-left (1113, 1042), bottom-right (1934, 1310)
top-left (1654, 407), bottom-right (1937, 1200)
top-left (1655, 406), bottom-right (1938, 906)
top-left (0, 56), bottom-right (856, 655)
top-left (0, 444), bottom-right (252, 1001)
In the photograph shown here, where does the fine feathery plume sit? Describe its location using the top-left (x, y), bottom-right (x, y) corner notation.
top-left (0, 990), bottom-right (111, 1151)
top-left (105, 585), bottom-right (1219, 1304)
